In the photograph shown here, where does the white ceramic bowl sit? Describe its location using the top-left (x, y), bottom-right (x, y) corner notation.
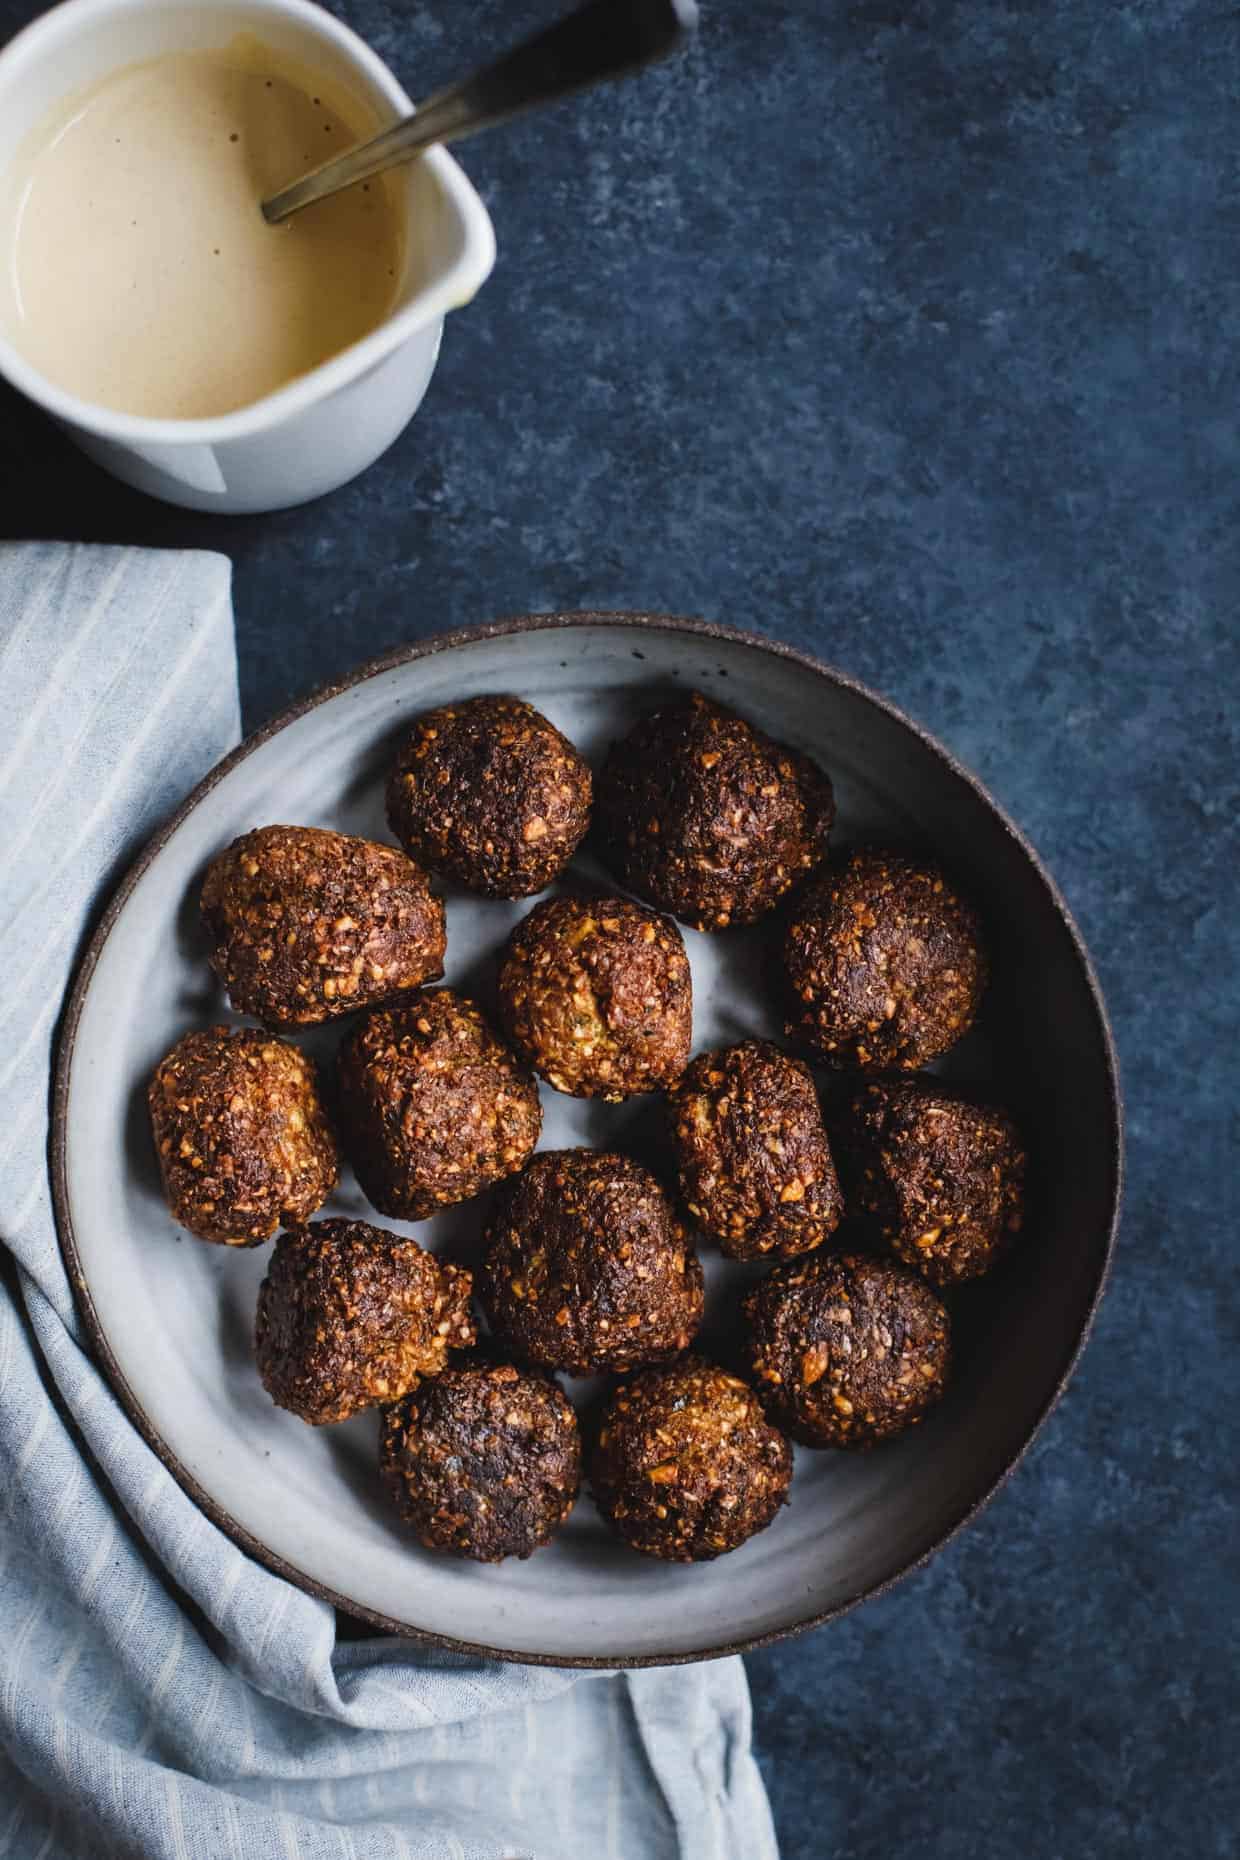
top-left (0, 0), bottom-right (495, 512)
top-left (53, 615), bottom-right (1121, 1665)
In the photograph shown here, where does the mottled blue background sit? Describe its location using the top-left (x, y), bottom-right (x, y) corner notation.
top-left (2, 0), bottom-right (1236, 1853)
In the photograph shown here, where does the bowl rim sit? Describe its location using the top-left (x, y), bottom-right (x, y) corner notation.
top-left (0, 0), bottom-right (497, 446)
top-left (50, 610), bottom-right (1124, 1667)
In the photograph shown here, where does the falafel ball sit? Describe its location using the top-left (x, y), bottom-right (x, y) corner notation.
top-left (201, 825), bottom-right (445, 1029)
top-left (496, 894), bottom-right (691, 1100)
top-left (380, 1358), bottom-right (581, 1561)
top-left (148, 1026), bottom-right (337, 1246)
top-left (667, 1039), bottom-right (844, 1260)
top-left (597, 691), bottom-right (834, 930)
top-left (783, 848), bottom-right (987, 1069)
top-left (742, 1251), bottom-right (950, 1449)
top-left (843, 1078), bottom-right (1026, 1285)
top-left (255, 1219), bottom-right (475, 1426)
top-left (589, 1358), bottom-right (792, 1561)
top-left (386, 694), bottom-right (592, 899)
top-left (480, 1150), bottom-right (704, 1376)
top-left (336, 991), bottom-right (542, 1220)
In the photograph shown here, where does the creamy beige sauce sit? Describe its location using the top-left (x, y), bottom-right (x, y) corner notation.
top-left (1, 42), bottom-right (405, 418)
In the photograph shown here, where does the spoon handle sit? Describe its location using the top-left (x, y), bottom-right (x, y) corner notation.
top-left (263, 0), bottom-right (699, 223)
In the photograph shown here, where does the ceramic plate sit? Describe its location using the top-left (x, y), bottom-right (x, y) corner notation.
top-left (52, 614), bottom-right (1121, 1665)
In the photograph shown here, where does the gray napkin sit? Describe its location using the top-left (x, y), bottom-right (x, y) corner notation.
top-left (0, 542), bottom-right (779, 1860)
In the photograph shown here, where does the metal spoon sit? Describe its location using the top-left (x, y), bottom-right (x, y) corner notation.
top-left (262, 0), bottom-right (698, 224)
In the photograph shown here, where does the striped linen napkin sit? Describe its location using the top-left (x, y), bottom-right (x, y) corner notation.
top-left (0, 542), bottom-right (779, 1860)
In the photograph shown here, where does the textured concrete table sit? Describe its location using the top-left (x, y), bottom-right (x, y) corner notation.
top-left (2, 1), bottom-right (1234, 1854)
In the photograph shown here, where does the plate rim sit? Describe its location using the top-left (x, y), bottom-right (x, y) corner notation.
top-left (50, 609), bottom-right (1125, 1668)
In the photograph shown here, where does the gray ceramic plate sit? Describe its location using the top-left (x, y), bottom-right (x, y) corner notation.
top-left (52, 613), bottom-right (1121, 1666)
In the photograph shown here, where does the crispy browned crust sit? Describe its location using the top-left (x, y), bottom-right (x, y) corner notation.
top-left (479, 1150), bottom-right (704, 1376)
top-left (148, 1026), bottom-right (337, 1246)
top-left (336, 990), bottom-right (542, 1220)
top-left (380, 1358), bottom-right (581, 1561)
top-left (842, 1078), bottom-right (1026, 1285)
top-left (667, 1039), bottom-right (843, 1260)
top-left (496, 894), bottom-right (691, 1100)
top-left (589, 1357), bottom-right (792, 1561)
top-left (386, 694), bottom-right (592, 899)
top-left (201, 825), bottom-right (446, 1028)
top-left (596, 691), bottom-right (834, 930)
top-left (254, 1220), bottom-right (475, 1426)
top-left (783, 847), bottom-right (987, 1069)
top-left (742, 1251), bottom-right (950, 1449)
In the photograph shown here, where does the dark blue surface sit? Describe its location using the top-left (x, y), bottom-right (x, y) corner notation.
top-left (2, 1), bottom-right (1236, 1853)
